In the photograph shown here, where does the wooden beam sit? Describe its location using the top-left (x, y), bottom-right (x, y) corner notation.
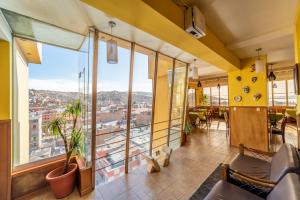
top-left (125, 43), bottom-right (135, 173)
top-left (91, 28), bottom-right (99, 189)
top-left (149, 52), bottom-right (159, 156)
top-left (167, 59), bottom-right (176, 145)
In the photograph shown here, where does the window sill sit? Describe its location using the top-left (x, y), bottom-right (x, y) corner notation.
top-left (12, 154), bottom-right (65, 177)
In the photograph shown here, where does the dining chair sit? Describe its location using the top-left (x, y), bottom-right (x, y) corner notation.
top-left (224, 111), bottom-right (229, 137)
top-left (271, 116), bottom-right (288, 143)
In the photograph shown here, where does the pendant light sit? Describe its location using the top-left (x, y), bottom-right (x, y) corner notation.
top-left (197, 80), bottom-right (202, 87)
top-left (255, 48), bottom-right (264, 73)
top-left (107, 21), bottom-right (118, 64)
top-left (273, 83), bottom-right (277, 88)
top-left (217, 83), bottom-right (220, 89)
top-left (268, 63), bottom-right (276, 81)
top-left (192, 59), bottom-right (198, 80)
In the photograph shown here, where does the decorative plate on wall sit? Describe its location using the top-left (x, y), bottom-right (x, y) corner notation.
top-left (234, 96), bottom-right (242, 102)
top-left (253, 93), bottom-right (262, 101)
top-left (242, 86), bottom-right (250, 93)
top-left (236, 76), bottom-right (242, 81)
top-left (251, 76), bottom-right (257, 83)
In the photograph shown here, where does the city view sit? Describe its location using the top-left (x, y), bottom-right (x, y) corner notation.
top-left (28, 89), bottom-right (153, 184)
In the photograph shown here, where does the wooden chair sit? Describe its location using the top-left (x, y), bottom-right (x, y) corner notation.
top-left (224, 111), bottom-right (229, 137)
top-left (271, 116), bottom-right (287, 143)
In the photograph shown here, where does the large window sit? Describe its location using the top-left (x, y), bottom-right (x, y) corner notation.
top-left (269, 79), bottom-right (296, 106)
top-left (13, 38), bottom-right (89, 166)
top-left (169, 61), bottom-right (187, 149)
top-left (188, 88), bottom-right (196, 107)
top-left (11, 28), bottom-right (188, 186)
top-left (203, 87), bottom-right (211, 106)
top-left (95, 38), bottom-right (131, 184)
top-left (203, 85), bottom-right (228, 106)
top-left (220, 85), bottom-right (229, 106)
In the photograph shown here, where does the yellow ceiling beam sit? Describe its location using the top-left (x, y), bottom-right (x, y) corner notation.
top-left (81, 0), bottom-right (240, 71)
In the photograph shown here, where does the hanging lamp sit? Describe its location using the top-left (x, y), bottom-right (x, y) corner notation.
top-left (255, 48), bottom-right (264, 73)
top-left (268, 63), bottom-right (276, 81)
top-left (107, 21), bottom-right (118, 64)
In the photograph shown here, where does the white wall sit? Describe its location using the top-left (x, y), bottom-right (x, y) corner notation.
top-left (13, 42), bottom-right (29, 165)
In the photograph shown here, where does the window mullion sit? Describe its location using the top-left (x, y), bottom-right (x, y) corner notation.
top-left (125, 42), bottom-right (135, 174)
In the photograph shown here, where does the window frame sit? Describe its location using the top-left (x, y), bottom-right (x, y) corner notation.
top-left (269, 79), bottom-right (296, 107)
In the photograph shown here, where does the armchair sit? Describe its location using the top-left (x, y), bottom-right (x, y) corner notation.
top-left (204, 164), bottom-right (300, 200)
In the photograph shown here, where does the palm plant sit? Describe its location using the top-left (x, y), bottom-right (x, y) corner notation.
top-left (48, 100), bottom-right (84, 174)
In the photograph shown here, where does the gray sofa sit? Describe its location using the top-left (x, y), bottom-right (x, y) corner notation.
top-left (204, 173), bottom-right (300, 200)
top-left (230, 143), bottom-right (300, 182)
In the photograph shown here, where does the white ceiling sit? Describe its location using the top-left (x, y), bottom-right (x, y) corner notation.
top-left (183, 0), bottom-right (298, 61)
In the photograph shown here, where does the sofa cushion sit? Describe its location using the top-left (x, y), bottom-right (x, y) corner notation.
top-left (204, 180), bottom-right (263, 200)
top-left (270, 144), bottom-right (299, 182)
top-left (267, 173), bottom-right (300, 200)
top-left (230, 154), bottom-right (271, 180)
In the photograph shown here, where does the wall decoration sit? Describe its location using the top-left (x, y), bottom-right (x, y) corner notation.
top-left (250, 64), bottom-right (255, 72)
top-left (253, 93), bottom-right (262, 101)
top-left (251, 76), bottom-right (257, 83)
top-left (234, 96), bottom-right (242, 102)
top-left (242, 86), bottom-right (250, 93)
top-left (236, 76), bottom-right (241, 81)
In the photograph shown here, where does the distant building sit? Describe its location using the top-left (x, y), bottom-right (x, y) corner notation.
top-left (29, 115), bottom-right (42, 153)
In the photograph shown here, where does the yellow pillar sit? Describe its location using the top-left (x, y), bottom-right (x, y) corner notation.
top-left (0, 40), bottom-right (11, 120)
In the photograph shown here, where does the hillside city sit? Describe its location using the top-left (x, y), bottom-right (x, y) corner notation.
top-left (29, 89), bottom-right (152, 184)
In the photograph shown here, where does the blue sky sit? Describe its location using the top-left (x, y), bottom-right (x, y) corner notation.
top-left (29, 42), bottom-right (152, 92)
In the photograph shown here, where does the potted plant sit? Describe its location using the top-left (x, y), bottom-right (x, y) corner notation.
top-left (181, 118), bottom-right (193, 146)
top-left (46, 100), bottom-right (84, 198)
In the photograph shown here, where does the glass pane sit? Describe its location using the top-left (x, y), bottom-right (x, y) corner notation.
top-left (170, 61), bottom-right (186, 149)
top-left (2, 9), bottom-right (84, 50)
top-left (128, 46), bottom-right (155, 172)
top-left (78, 32), bottom-right (92, 167)
top-left (211, 86), bottom-right (219, 106)
top-left (268, 82), bottom-right (273, 106)
top-left (288, 79), bottom-right (296, 106)
top-left (188, 89), bottom-right (196, 108)
top-left (203, 87), bottom-right (210, 106)
top-left (273, 80), bottom-right (286, 106)
top-left (219, 85), bottom-right (228, 106)
top-left (13, 38), bottom-right (83, 166)
top-left (152, 54), bottom-right (173, 155)
top-left (95, 38), bottom-right (131, 185)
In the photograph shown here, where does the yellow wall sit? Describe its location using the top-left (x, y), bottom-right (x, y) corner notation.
top-left (0, 40), bottom-right (11, 120)
top-left (228, 56), bottom-right (267, 107)
top-left (81, 0), bottom-right (240, 72)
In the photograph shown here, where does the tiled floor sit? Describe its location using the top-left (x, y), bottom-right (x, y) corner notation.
top-left (32, 120), bottom-right (239, 200)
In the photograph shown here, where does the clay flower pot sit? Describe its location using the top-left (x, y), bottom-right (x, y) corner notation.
top-left (46, 163), bottom-right (78, 199)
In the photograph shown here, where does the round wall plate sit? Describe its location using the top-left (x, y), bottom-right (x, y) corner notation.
top-left (234, 96), bottom-right (242, 102)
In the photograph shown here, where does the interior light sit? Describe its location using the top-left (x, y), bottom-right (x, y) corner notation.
top-left (192, 59), bottom-right (198, 80)
top-left (107, 21), bottom-right (118, 64)
top-left (255, 48), bottom-right (264, 73)
top-left (197, 80), bottom-right (202, 87)
top-left (268, 63), bottom-right (276, 81)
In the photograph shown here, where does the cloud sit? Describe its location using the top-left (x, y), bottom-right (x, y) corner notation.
top-left (29, 79), bottom-right (80, 92)
top-left (29, 79), bottom-right (153, 93)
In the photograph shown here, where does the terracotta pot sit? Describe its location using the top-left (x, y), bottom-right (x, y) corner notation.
top-left (46, 163), bottom-right (78, 199)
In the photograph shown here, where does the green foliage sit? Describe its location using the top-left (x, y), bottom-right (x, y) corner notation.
top-left (201, 94), bottom-right (209, 106)
top-left (184, 120), bottom-right (193, 135)
top-left (47, 100), bottom-right (84, 174)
